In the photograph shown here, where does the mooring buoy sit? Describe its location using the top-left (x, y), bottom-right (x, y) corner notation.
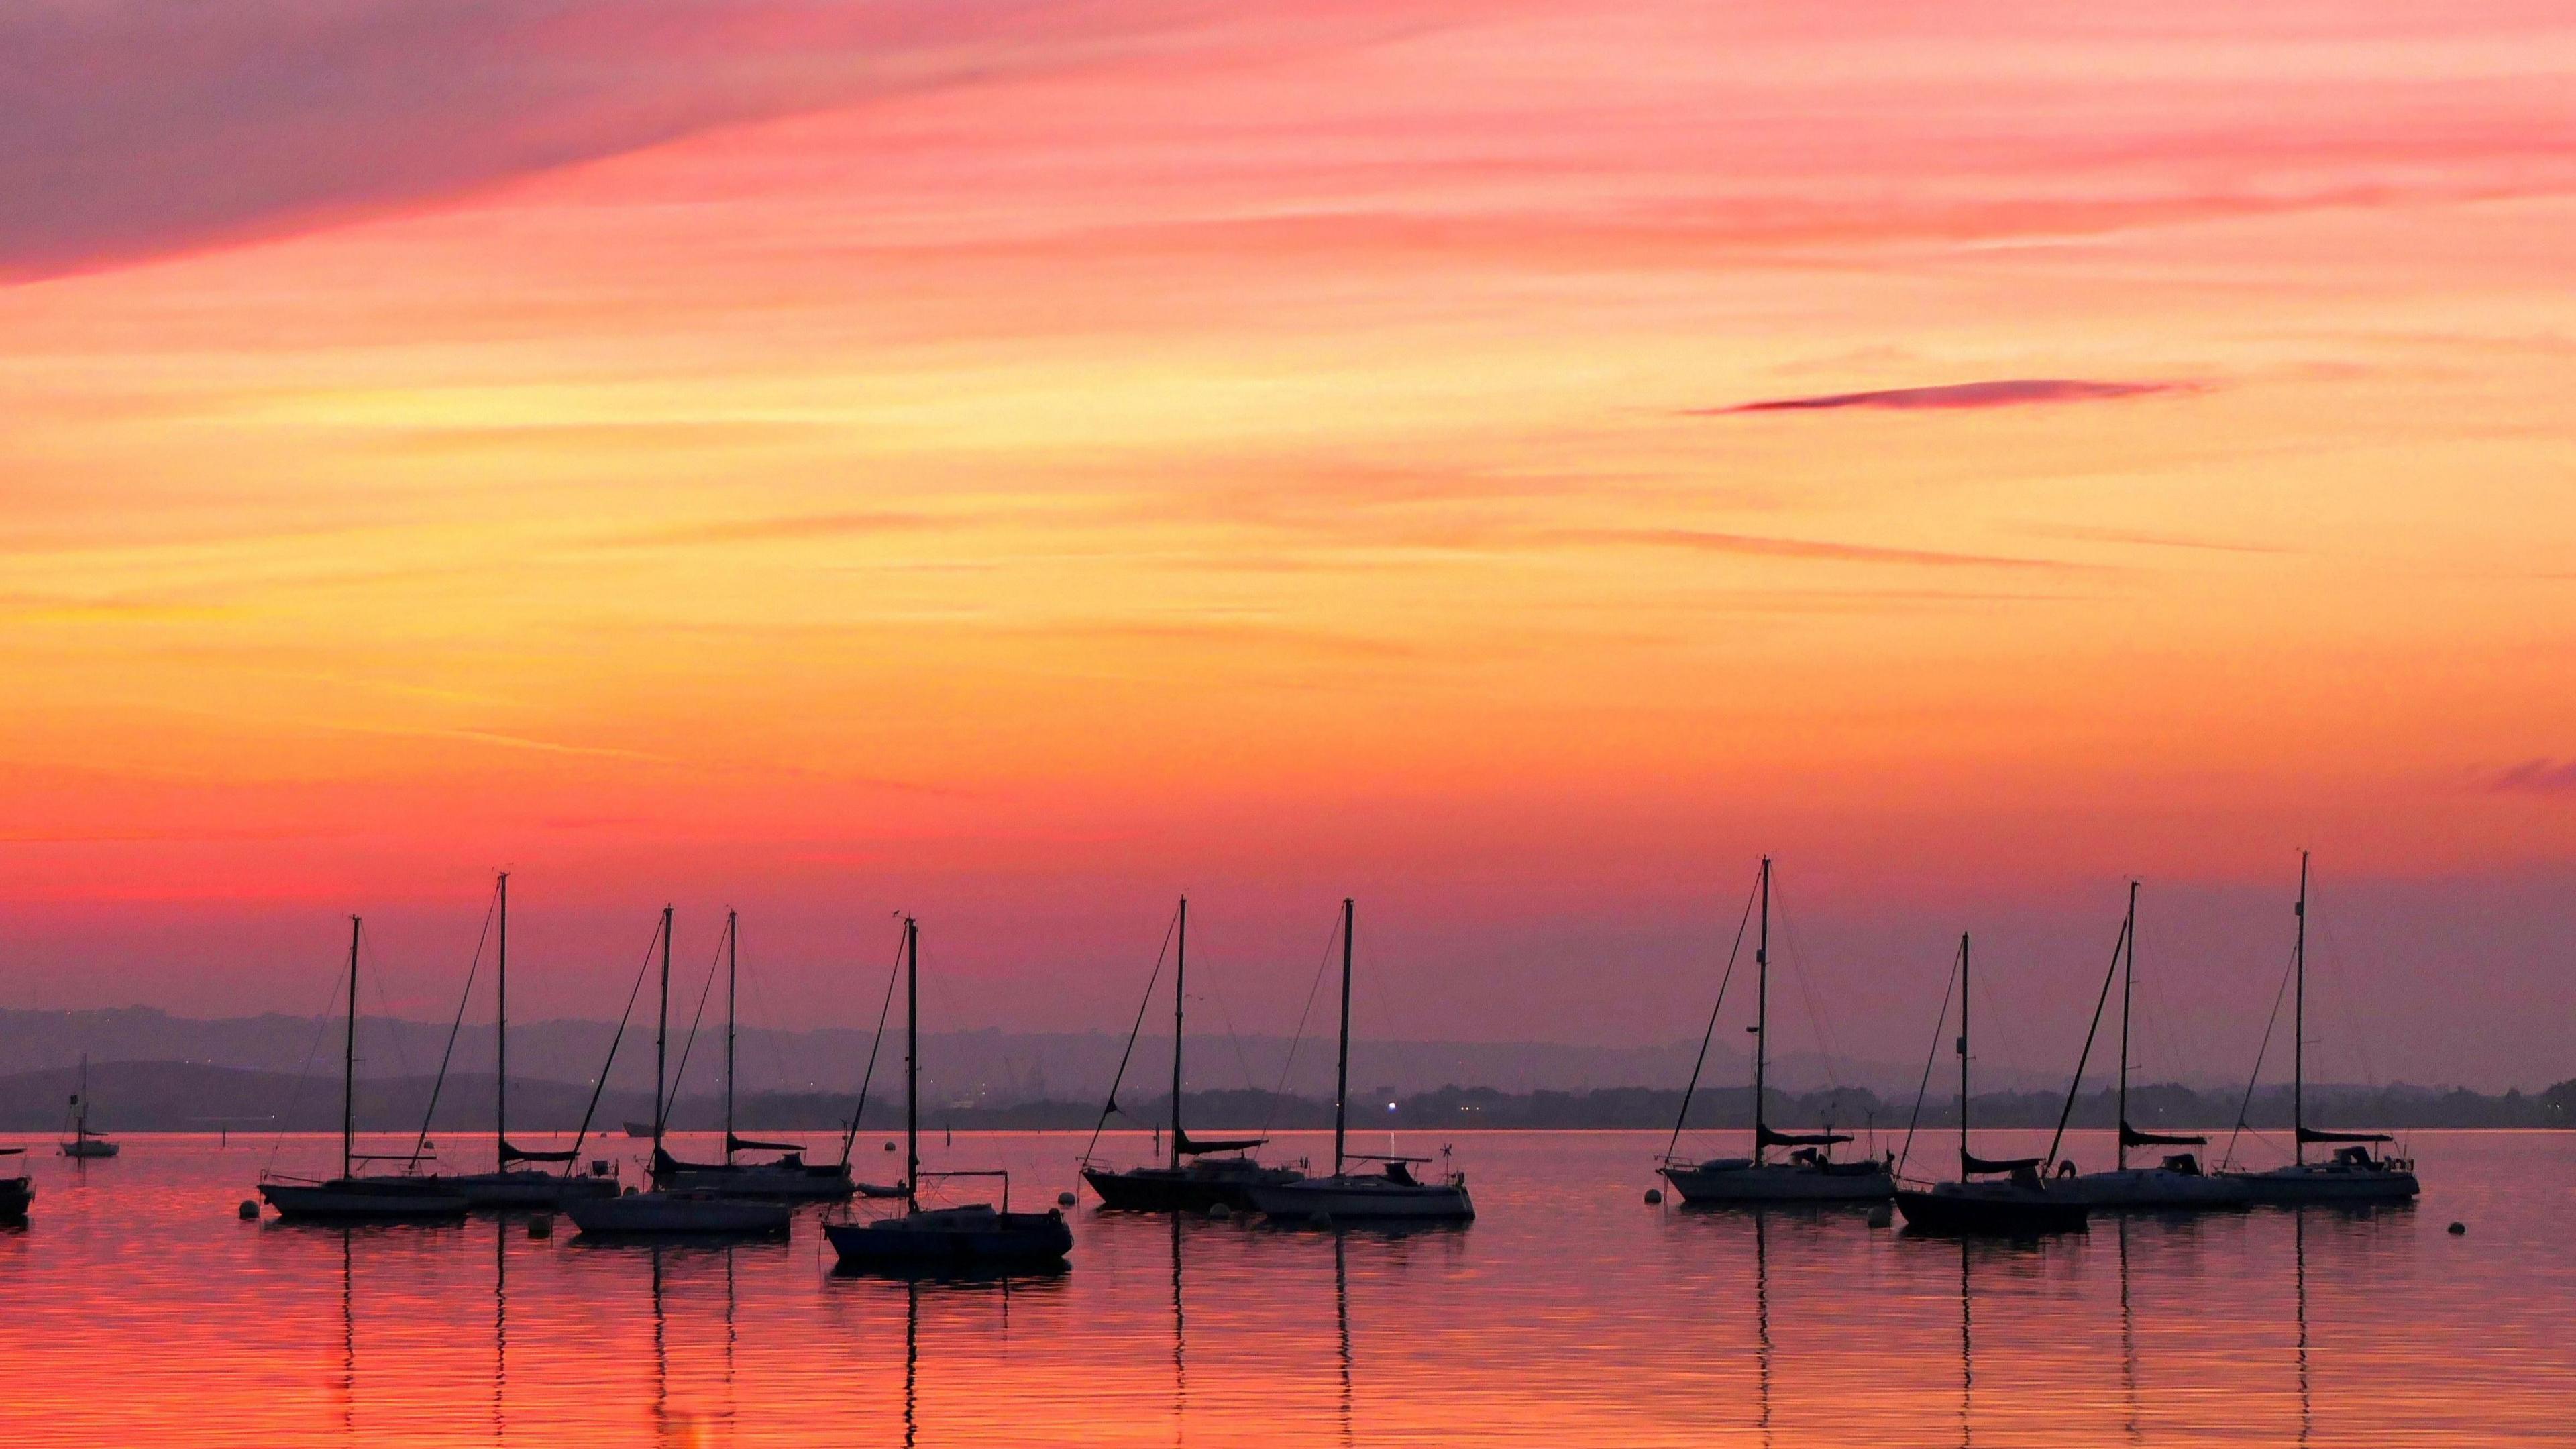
top-left (238, 1199), bottom-right (260, 1220)
top-left (1644, 1188), bottom-right (1664, 1205)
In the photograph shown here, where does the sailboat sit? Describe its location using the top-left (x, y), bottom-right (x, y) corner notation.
top-left (447, 875), bottom-right (619, 1208)
top-left (1892, 932), bottom-right (2086, 1236)
top-left (59, 1054), bottom-right (120, 1159)
top-left (649, 910), bottom-right (856, 1201)
top-left (1083, 897), bottom-right (1305, 1212)
top-left (2045, 883), bottom-right (2249, 1210)
top-left (1659, 858), bottom-right (1893, 1205)
top-left (1244, 900), bottom-right (1474, 1224)
top-left (2219, 853), bottom-right (2419, 1204)
top-left (564, 908), bottom-right (792, 1236)
top-left (824, 916), bottom-right (1074, 1269)
top-left (0, 1148), bottom-right (30, 1219)
top-left (258, 916), bottom-right (471, 1221)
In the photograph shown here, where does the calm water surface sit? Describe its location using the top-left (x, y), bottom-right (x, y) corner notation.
top-left (0, 1129), bottom-right (2565, 1446)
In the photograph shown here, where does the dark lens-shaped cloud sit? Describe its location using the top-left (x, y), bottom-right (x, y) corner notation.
top-left (1697, 378), bottom-right (2188, 414)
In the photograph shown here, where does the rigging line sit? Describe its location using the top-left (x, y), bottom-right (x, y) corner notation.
top-left (1767, 874), bottom-right (1851, 1100)
top-left (1263, 908), bottom-right (1346, 1141)
top-left (664, 916), bottom-right (731, 1131)
top-left (407, 885), bottom-right (500, 1170)
top-left (1661, 862), bottom-right (1760, 1165)
top-left (2045, 908), bottom-right (2131, 1171)
top-left (1083, 905), bottom-right (1181, 1166)
top-left (2222, 938), bottom-right (2300, 1171)
top-left (358, 927), bottom-right (418, 1088)
top-left (837, 920), bottom-right (910, 1168)
top-left (2310, 905), bottom-right (2383, 1092)
top-left (1896, 938), bottom-right (1964, 1181)
top-left (264, 962), bottom-right (351, 1178)
top-left (1202, 963), bottom-right (1263, 1099)
top-left (565, 912), bottom-right (664, 1168)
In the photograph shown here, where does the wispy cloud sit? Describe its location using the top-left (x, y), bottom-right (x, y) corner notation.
top-left (1697, 379), bottom-right (2190, 415)
top-left (2024, 525), bottom-right (2290, 556)
top-left (1557, 528), bottom-right (2091, 572)
top-left (2491, 759), bottom-right (2576, 794)
top-left (600, 511), bottom-right (938, 548)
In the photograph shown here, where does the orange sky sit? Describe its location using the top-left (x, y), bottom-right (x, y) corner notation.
top-left (2, 0), bottom-right (2571, 1085)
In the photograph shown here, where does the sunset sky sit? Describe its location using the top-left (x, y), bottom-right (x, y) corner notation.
top-left (4, 0), bottom-right (2571, 1088)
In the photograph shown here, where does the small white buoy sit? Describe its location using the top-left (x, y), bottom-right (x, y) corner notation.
top-left (2448, 1221), bottom-right (2466, 1235)
top-left (1207, 1201), bottom-right (1232, 1220)
top-left (1868, 1204), bottom-right (1894, 1228)
top-left (238, 1199), bottom-right (260, 1220)
top-left (1644, 1188), bottom-right (1664, 1205)
top-left (1056, 1190), bottom-right (1077, 1208)
top-left (528, 1213), bottom-right (555, 1239)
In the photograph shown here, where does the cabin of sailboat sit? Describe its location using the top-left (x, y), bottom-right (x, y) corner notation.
top-left (825, 916), bottom-right (1073, 1270)
top-left (1244, 900), bottom-right (1474, 1224)
top-left (1083, 897), bottom-right (1305, 1212)
top-left (1658, 859), bottom-right (1893, 1206)
top-left (2218, 854), bottom-right (2419, 1204)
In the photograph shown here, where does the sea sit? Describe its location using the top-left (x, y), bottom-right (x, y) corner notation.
top-left (0, 1128), bottom-right (2563, 1446)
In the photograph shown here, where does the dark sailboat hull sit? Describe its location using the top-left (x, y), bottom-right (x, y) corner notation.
top-left (1894, 1187), bottom-right (2086, 1237)
top-left (0, 1175), bottom-right (31, 1220)
top-left (825, 1208), bottom-right (1073, 1270)
top-left (1083, 1162), bottom-right (1302, 1212)
top-left (1661, 1160), bottom-right (1894, 1205)
top-left (259, 1178), bottom-right (469, 1222)
top-left (2220, 1163), bottom-right (2419, 1204)
top-left (653, 1161), bottom-right (857, 1201)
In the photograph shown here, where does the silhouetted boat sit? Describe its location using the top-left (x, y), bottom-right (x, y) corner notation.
top-left (824, 917), bottom-right (1073, 1269)
top-left (566, 907), bottom-right (791, 1237)
top-left (2045, 883), bottom-right (2249, 1210)
top-left (623, 1122), bottom-right (657, 1138)
top-left (0, 1148), bottom-right (31, 1219)
top-left (1658, 858), bottom-right (1893, 1205)
top-left (1083, 897), bottom-right (1304, 1212)
top-left (58, 1054), bottom-right (119, 1159)
top-left (444, 875), bottom-right (620, 1208)
top-left (258, 916), bottom-right (469, 1222)
top-left (1892, 933), bottom-right (2086, 1237)
top-left (647, 910), bottom-right (854, 1201)
top-left (1245, 900), bottom-right (1474, 1224)
top-left (2218, 854), bottom-right (2418, 1204)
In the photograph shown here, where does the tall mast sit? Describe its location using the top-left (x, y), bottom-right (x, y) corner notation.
top-left (2117, 881), bottom-right (2137, 1171)
top-left (1170, 896), bottom-right (1187, 1171)
top-left (904, 916), bottom-right (919, 1211)
top-left (1333, 899), bottom-right (1353, 1178)
top-left (724, 910), bottom-right (738, 1165)
top-left (496, 872), bottom-right (508, 1173)
top-left (344, 914), bottom-right (362, 1181)
top-left (1956, 932), bottom-right (1970, 1181)
top-left (1752, 856), bottom-right (1771, 1164)
top-left (2293, 852), bottom-right (2308, 1166)
top-left (653, 906), bottom-right (672, 1152)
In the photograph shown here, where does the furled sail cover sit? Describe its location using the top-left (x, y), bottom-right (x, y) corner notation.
top-left (1961, 1150), bottom-right (2044, 1175)
top-left (499, 1138), bottom-right (579, 1163)
top-left (653, 1146), bottom-right (726, 1175)
top-left (1758, 1125), bottom-right (1854, 1148)
top-left (2295, 1126), bottom-right (2392, 1144)
top-left (727, 1133), bottom-right (803, 1155)
top-left (2119, 1121), bottom-right (2206, 1148)
top-left (1175, 1128), bottom-right (1266, 1155)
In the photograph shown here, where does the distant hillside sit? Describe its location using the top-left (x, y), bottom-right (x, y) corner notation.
top-left (2, 1061), bottom-right (2566, 1135)
top-left (0, 1005), bottom-right (2019, 1102)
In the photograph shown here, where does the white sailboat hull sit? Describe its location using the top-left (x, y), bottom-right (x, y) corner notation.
top-left (2052, 1167), bottom-right (2252, 1209)
top-left (1660, 1159), bottom-right (1893, 1203)
top-left (1248, 1173), bottom-right (1474, 1222)
top-left (564, 1190), bottom-right (792, 1235)
top-left (2221, 1162), bottom-right (2419, 1203)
